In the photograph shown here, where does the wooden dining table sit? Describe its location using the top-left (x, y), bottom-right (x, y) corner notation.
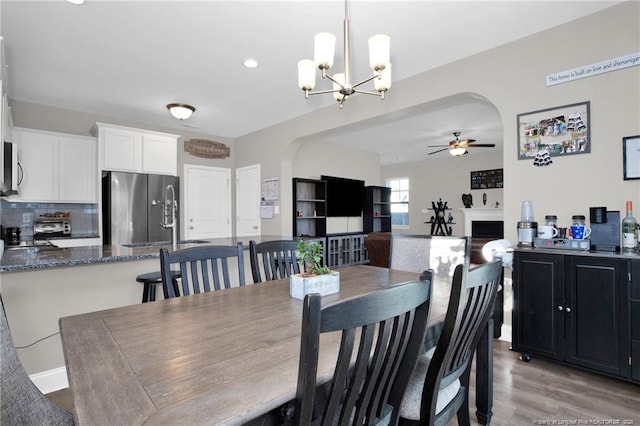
top-left (59, 265), bottom-right (494, 425)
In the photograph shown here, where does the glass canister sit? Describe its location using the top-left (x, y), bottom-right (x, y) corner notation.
top-left (572, 215), bottom-right (586, 226)
top-left (545, 215), bottom-right (557, 228)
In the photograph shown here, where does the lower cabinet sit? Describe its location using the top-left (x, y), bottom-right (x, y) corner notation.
top-left (326, 233), bottom-right (369, 269)
top-left (513, 250), bottom-right (635, 383)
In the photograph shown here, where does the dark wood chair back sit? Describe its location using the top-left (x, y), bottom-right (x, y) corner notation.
top-left (294, 271), bottom-right (433, 425)
top-left (249, 239), bottom-right (300, 283)
top-left (399, 260), bottom-right (502, 426)
top-left (160, 243), bottom-right (245, 298)
top-left (390, 235), bottom-right (470, 277)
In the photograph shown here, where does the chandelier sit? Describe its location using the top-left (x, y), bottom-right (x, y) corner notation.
top-left (297, 0), bottom-right (391, 108)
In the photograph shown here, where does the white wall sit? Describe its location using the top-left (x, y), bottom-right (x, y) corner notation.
top-left (383, 151), bottom-right (504, 235)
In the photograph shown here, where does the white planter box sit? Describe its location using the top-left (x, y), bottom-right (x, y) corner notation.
top-left (290, 271), bottom-right (340, 300)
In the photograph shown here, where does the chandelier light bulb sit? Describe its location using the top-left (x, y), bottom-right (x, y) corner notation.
top-left (314, 33), bottom-right (336, 70)
top-left (368, 34), bottom-right (390, 70)
top-left (374, 63), bottom-right (392, 92)
top-left (297, 60), bottom-right (316, 91)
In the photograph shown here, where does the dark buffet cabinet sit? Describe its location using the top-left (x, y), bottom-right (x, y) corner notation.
top-left (512, 249), bottom-right (637, 383)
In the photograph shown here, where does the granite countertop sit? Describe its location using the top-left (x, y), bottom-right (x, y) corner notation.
top-left (0, 235), bottom-right (295, 272)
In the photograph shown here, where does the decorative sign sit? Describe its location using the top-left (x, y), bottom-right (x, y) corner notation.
top-left (546, 52), bottom-right (640, 86)
top-left (470, 168), bottom-right (503, 190)
top-left (184, 139), bottom-right (230, 159)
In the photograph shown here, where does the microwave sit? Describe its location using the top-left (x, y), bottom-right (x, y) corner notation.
top-left (1, 142), bottom-right (19, 196)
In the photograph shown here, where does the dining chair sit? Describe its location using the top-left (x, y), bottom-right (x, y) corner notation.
top-left (390, 234), bottom-right (470, 276)
top-left (1, 295), bottom-right (74, 425)
top-left (294, 270), bottom-right (433, 425)
top-left (398, 260), bottom-right (502, 426)
top-left (249, 239), bottom-right (300, 283)
top-left (160, 243), bottom-right (246, 298)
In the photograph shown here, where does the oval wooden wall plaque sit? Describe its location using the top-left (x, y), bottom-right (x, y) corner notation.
top-left (184, 139), bottom-right (230, 159)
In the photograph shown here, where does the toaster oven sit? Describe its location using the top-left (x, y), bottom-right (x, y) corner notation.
top-left (33, 218), bottom-right (71, 241)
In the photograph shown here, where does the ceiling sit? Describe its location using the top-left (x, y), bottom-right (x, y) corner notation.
top-left (1, 1), bottom-right (622, 164)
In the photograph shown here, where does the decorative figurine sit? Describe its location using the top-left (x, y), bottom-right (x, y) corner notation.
top-left (462, 193), bottom-right (473, 208)
top-left (483, 192), bottom-right (487, 206)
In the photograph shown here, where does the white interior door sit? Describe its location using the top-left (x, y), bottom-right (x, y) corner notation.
top-left (236, 164), bottom-right (261, 237)
top-left (184, 165), bottom-right (231, 239)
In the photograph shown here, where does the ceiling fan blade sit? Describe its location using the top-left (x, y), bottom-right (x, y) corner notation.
top-left (457, 138), bottom-right (476, 145)
top-left (425, 144), bottom-right (449, 148)
top-left (428, 147), bottom-right (449, 155)
top-left (468, 143), bottom-right (496, 148)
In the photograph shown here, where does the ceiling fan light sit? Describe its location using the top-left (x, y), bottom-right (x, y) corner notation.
top-left (314, 32), bottom-right (336, 69)
top-left (375, 63), bottom-right (392, 92)
top-left (167, 103), bottom-right (195, 120)
top-left (297, 60), bottom-right (316, 90)
top-left (450, 147), bottom-right (467, 156)
top-left (368, 34), bottom-right (390, 70)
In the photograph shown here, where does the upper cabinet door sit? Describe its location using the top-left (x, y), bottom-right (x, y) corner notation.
top-left (142, 134), bottom-right (177, 176)
top-left (59, 137), bottom-right (97, 202)
top-left (95, 123), bottom-right (179, 176)
top-left (101, 127), bottom-right (143, 172)
top-left (14, 130), bottom-right (59, 201)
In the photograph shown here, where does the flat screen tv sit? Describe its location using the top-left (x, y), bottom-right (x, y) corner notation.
top-left (321, 175), bottom-right (365, 217)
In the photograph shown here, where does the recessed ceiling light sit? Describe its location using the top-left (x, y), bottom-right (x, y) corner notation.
top-left (65, 0), bottom-right (85, 5)
top-left (243, 59), bottom-right (259, 69)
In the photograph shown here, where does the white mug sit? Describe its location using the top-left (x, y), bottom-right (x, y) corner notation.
top-left (538, 225), bottom-right (559, 239)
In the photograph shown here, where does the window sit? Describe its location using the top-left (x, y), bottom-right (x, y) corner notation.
top-left (386, 177), bottom-right (409, 227)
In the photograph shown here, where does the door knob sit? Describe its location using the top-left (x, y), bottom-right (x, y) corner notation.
top-left (557, 306), bottom-right (564, 311)
top-left (565, 307), bottom-right (572, 313)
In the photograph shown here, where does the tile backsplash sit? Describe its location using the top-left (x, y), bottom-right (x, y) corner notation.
top-left (0, 201), bottom-right (99, 238)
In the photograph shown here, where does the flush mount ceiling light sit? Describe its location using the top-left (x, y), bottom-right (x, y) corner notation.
top-left (297, 0), bottom-right (391, 109)
top-left (167, 103), bottom-right (195, 120)
top-left (243, 59), bottom-right (259, 69)
top-left (65, 0), bottom-right (85, 4)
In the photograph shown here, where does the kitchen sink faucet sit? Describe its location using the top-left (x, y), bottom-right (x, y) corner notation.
top-left (161, 184), bottom-right (178, 250)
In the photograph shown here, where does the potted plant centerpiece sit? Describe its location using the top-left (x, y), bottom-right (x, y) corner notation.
top-left (289, 240), bottom-right (340, 300)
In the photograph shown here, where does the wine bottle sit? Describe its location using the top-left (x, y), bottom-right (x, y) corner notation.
top-left (621, 200), bottom-right (638, 252)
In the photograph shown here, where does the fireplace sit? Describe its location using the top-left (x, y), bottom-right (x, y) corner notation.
top-left (459, 208), bottom-right (504, 236)
top-left (472, 220), bottom-right (504, 239)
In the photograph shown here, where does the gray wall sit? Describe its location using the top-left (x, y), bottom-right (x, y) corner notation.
top-left (235, 1), bottom-right (640, 244)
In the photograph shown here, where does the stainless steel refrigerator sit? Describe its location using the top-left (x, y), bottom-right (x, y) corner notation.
top-left (102, 171), bottom-right (179, 245)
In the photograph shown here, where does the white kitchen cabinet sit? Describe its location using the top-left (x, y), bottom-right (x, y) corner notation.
top-left (12, 128), bottom-right (97, 203)
top-left (59, 137), bottom-right (97, 202)
top-left (100, 126), bottom-right (142, 172)
top-left (142, 134), bottom-right (177, 175)
top-left (93, 122), bottom-right (178, 176)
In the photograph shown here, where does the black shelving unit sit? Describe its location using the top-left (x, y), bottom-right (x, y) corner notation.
top-left (425, 199), bottom-right (454, 236)
top-left (363, 186), bottom-right (392, 233)
top-left (293, 178), bottom-right (327, 237)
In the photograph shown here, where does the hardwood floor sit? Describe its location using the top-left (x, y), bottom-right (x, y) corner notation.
top-left (466, 340), bottom-right (640, 426)
top-left (46, 340), bottom-right (639, 425)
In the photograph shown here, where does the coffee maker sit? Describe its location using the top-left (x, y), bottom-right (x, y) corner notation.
top-left (517, 201), bottom-right (537, 246)
top-left (589, 207), bottom-right (620, 252)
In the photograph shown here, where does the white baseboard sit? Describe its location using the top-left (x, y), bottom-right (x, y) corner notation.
top-left (29, 366), bottom-right (68, 394)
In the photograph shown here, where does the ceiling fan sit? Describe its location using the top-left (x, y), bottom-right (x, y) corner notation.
top-left (427, 131), bottom-right (496, 156)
